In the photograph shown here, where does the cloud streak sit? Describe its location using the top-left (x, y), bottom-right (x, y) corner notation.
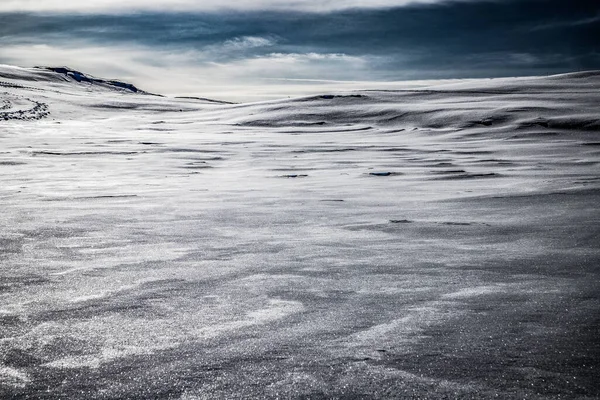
top-left (0, 0), bottom-right (486, 13)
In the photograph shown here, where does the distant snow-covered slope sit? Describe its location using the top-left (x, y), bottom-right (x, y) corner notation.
top-left (0, 65), bottom-right (143, 92)
top-left (1, 65), bottom-right (599, 399)
top-left (0, 65), bottom-right (232, 121)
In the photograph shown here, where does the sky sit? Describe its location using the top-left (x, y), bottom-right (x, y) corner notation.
top-left (1, 0), bottom-right (598, 101)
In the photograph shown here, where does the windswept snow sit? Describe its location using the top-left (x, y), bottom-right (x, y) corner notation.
top-left (1, 65), bottom-right (599, 399)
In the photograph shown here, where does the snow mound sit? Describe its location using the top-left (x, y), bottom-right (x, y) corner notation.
top-left (42, 67), bottom-right (142, 93)
top-left (225, 72), bottom-right (600, 134)
top-left (0, 64), bottom-right (150, 94)
top-left (544, 70), bottom-right (600, 80)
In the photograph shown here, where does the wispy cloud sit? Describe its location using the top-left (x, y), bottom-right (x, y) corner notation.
top-left (529, 13), bottom-right (600, 31)
top-left (0, 42), bottom-right (373, 100)
top-left (222, 36), bottom-right (277, 50)
top-left (0, 0), bottom-right (484, 13)
top-left (208, 52), bottom-right (370, 81)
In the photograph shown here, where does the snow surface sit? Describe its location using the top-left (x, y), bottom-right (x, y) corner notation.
top-left (1, 65), bottom-right (599, 398)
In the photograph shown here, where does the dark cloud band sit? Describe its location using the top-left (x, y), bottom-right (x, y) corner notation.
top-left (1, 0), bottom-right (598, 80)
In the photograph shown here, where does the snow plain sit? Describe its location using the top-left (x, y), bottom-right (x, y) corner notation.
top-left (1, 65), bottom-right (599, 398)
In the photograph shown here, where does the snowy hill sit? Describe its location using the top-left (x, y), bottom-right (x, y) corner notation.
top-left (0, 65), bottom-right (148, 93)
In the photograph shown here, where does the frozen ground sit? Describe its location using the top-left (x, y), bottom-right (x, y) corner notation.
top-left (1, 65), bottom-right (599, 399)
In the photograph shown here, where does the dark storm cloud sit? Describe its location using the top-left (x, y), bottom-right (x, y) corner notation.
top-left (1, 0), bottom-right (598, 81)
